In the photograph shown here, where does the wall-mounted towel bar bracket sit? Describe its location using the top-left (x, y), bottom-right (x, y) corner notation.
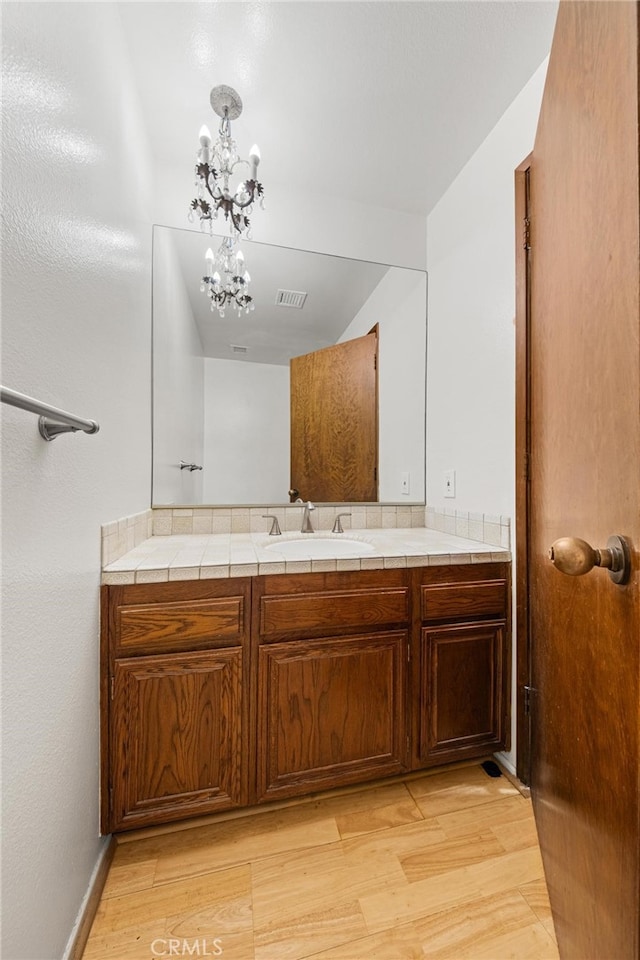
top-left (1, 386), bottom-right (100, 441)
top-left (37, 416), bottom-right (99, 441)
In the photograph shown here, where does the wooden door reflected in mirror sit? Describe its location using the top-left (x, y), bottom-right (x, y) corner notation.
top-left (290, 331), bottom-right (378, 502)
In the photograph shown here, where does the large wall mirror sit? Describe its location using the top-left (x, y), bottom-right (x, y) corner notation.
top-left (152, 225), bottom-right (427, 506)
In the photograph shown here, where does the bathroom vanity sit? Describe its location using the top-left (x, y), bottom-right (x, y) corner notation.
top-left (101, 536), bottom-right (510, 833)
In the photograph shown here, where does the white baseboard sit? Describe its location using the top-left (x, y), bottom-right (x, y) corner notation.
top-left (494, 750), bottom-right (516, 776)
top-left (62, 835), bottom-right (115, 960)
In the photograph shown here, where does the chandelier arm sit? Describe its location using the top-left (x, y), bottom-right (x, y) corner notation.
top-left (196, 162), bottom-right (219, 184)
top-left (193, 179), bottom-right (263, 215)
top-left (226, 157), bottom-right (249, 176)
top-left (232, 182), bottom-right (259, 210)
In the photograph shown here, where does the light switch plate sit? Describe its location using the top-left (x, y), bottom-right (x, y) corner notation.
top-left (443, 469), bottom-right (456, 498)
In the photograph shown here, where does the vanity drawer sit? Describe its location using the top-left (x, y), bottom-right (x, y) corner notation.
top-left (116, 596), bottom-right (246, 655)
top-left (420, 579), bottom-right (507, 623)
top-left (256, 571), bottom-right (410, 641)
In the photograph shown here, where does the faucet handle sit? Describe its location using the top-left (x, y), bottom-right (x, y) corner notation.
top-left (262, 514), bottom-right (282, 536)
top-left (332, 512), bottom-right (352, 534)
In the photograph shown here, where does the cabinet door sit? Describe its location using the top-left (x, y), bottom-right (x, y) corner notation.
top-left (257, 631), bottom-right (408, 801)
top-left (420, 621), bottom-right (506, 764)
top-left (110, 649), bottom-right (245, 831)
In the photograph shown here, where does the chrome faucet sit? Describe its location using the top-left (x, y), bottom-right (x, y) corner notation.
top-left (300, 500), bottom-right (315, 533)
top-left (332, 512), bottom-right (352, 534)
top-left (262, 514), bottom-right (282, 536)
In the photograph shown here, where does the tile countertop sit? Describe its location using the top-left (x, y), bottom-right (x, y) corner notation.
top-left (101, 528), bottom-right (511, 585)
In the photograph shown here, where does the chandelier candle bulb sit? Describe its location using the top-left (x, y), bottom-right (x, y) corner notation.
top-left (249, 144), bottom-right (261, 180)
top-left (198, 126), bottom-right (212, 163)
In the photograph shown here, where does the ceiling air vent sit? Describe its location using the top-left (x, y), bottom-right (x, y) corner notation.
top-left (230, 344), bottom-right (248, 354)
top-left (275, 289), bottom-right (307, 309)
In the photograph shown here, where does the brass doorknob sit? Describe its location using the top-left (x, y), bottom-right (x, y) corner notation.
top-left (548, 535), bottom-right (631, 584)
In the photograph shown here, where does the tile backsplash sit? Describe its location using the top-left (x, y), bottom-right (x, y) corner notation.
top-left (426, 506), bottom-right (511, 549)
top-left (151, 504), bottom-right (427, 537)
top-left (101, 509), bottom-right (153, 567)
top-left (100, 504), bottom-right (511, 568)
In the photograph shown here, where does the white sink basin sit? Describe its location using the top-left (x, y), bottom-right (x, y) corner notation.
top-left (264, 537), bottom-right (375, 559)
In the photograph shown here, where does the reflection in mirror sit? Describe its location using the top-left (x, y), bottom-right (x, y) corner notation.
top-left (152, 225), bottom-right (427, 506)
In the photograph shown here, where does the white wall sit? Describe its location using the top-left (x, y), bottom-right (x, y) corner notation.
top-left (340, 269), bottom-right (427, 502)
top-left (153, 229), bottom-right (205, 504)
top-left (1, 5), bottom-right (153, 958)
top-left (426, 60), bottom-right (547, 516)
top-left (203, 359), bottom-right (290, 503)
top-left (425, 59), bottom-right (549, 768)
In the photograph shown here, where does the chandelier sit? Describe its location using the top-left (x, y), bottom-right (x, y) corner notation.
top-left (189, 84), bottom-right (264, 238)
top-left (201, 238), bottom-right (254, 317)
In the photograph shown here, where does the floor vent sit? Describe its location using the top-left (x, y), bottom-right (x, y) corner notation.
top-left (481, 760), bottom-right (503, 779)
top-left (275, 289), bottom-right (307, 309)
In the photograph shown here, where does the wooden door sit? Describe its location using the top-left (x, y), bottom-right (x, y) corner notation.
top-left (290, 332), bottom-right (378, 502)
top-left (528, 2), bottom-right (640, 955)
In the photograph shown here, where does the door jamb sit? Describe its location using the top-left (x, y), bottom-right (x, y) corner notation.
top-left (515, 153), bottom-right (532, 784)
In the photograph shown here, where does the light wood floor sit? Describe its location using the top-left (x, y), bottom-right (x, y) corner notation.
top-left (83, 761), bottom-right (558, 960)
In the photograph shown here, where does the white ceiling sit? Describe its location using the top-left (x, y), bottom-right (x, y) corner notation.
top-left (164, 225), bottom-right (410, 363)
top-left (118, 1), bottom-right (557, 217)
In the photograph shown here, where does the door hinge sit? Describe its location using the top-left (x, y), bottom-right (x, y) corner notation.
top-left (374, 466), bottom-right (377, 481)
top-left (110, 676), bottom-right (115, 701)
top-left (407, 644), bottom-right (411, 663)
top-left (524, 685), bottom-right (533, 716)
top-left (374, 354), bottom-right (377, 371)
top-left (523, 216), bottom-right (531, 251)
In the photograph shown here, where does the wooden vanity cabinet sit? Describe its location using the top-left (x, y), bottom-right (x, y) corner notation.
top-left (101, 562), bottom-right (511, 833)
top-left (101, 578), bottom-right (251, 833)
top-left (412, 563), bottom-right (511, 767)
top-left (253, 570), bottom-right (410, 802)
